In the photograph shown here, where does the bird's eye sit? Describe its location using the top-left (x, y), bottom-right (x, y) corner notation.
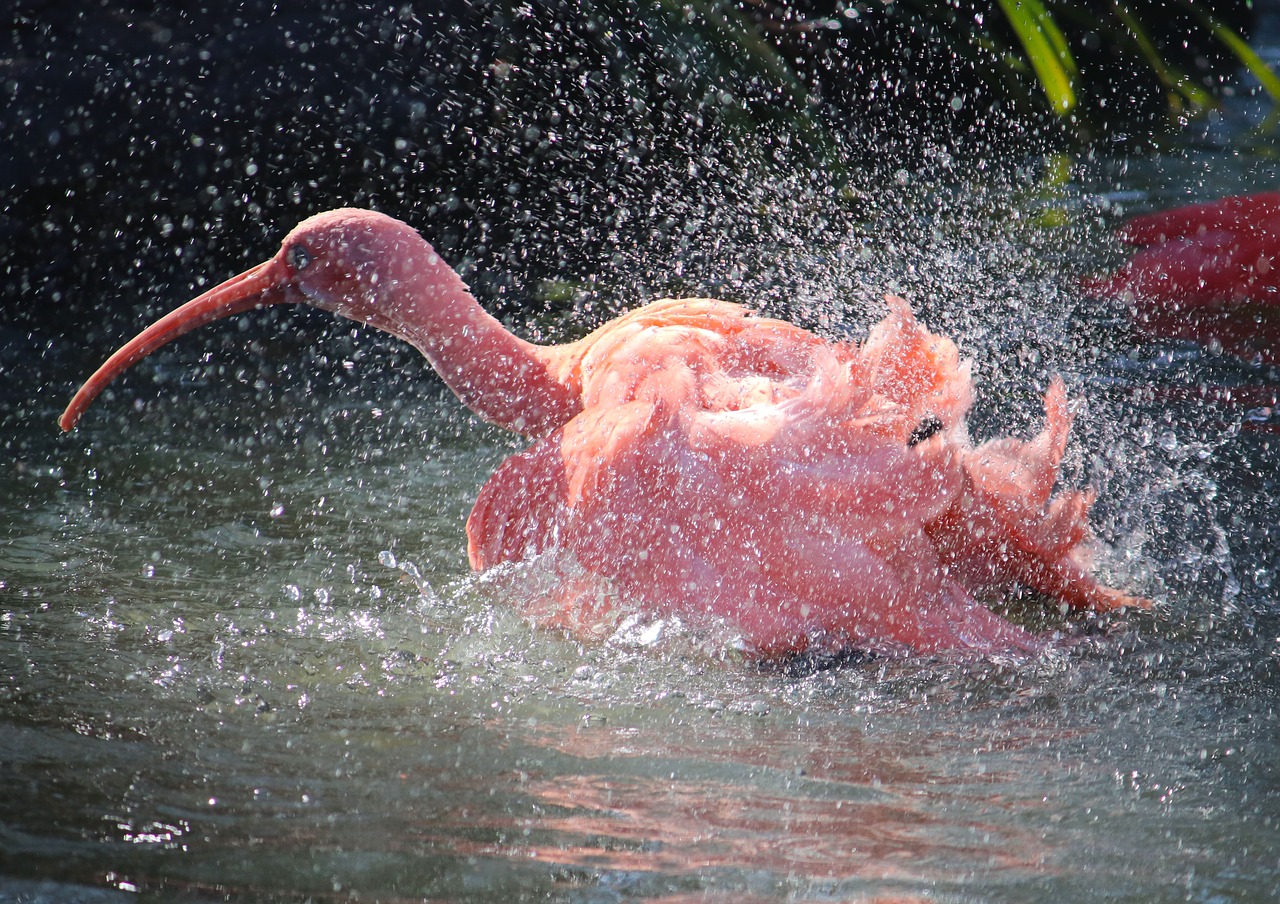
top-left (289, 244), bottom-right (313, 271)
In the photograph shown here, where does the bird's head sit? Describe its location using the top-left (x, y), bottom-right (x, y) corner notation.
top-left (60, 208), bottom-right (450, 431)
top-left (276, 208), bottom-right (429, 323)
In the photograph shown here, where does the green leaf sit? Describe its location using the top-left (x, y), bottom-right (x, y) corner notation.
top-left (997, 0), bottom-right (1079, 115)
top-left (1187, 4), bottom-right (1280, 105)
top-left (1110, 1), bottom-right (1216, 113)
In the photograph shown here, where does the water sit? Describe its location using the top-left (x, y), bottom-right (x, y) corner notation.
top-left (5, 112), bottom-right (1280, 904)
top-left (5, 180), bottom-right (1278, 904)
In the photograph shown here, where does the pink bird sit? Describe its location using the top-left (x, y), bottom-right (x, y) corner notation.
top-left (1085, 192), bottom-right (1280, 367)
top-left (62, 209), bottom-right (1146, 656)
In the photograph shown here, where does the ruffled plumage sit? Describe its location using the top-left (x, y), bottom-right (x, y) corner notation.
top-left (469, 295), bottom-right (1145, 655)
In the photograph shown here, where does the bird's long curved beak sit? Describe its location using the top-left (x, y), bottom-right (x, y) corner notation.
top-left (60, 257), bottom-right (295, 431)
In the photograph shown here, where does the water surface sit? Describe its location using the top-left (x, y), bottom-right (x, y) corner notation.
top-left (3, 156), bottom-right (1279, 903)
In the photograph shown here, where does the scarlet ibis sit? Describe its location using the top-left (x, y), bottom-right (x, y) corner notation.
top-left (62, 209), bottom-right (1147, 655)
top-left (1087, 192), bottom-right (1280, 309)
top-left (1086, 192), bottom-right (1280, 367)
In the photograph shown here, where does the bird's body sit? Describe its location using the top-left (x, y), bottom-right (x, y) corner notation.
top-left (62, 209), bottom-right (1145, 656)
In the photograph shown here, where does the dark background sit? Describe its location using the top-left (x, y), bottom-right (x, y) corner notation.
top-left (2, 1), bottom-right (1260, 349)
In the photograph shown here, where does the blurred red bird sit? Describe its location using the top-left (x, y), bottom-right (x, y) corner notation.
top-left (1086, 192), bottom-right (1280, 366)
top-left (63, 209), bottom-right (1146, 656)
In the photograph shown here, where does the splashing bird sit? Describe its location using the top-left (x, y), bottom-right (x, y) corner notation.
top-left (62, 209), bottom-right (1147, 655)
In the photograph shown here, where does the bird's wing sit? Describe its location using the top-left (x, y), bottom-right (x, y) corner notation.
top-left (927, 378), bottom-right (1149, 611)
top-left (857, 294), bottom-right (973, 441)
top-left (466, 434), bottom-right (569, 571)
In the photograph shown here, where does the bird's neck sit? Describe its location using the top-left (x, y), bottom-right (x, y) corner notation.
top-left (377, 256), bottom-right (582, 437)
